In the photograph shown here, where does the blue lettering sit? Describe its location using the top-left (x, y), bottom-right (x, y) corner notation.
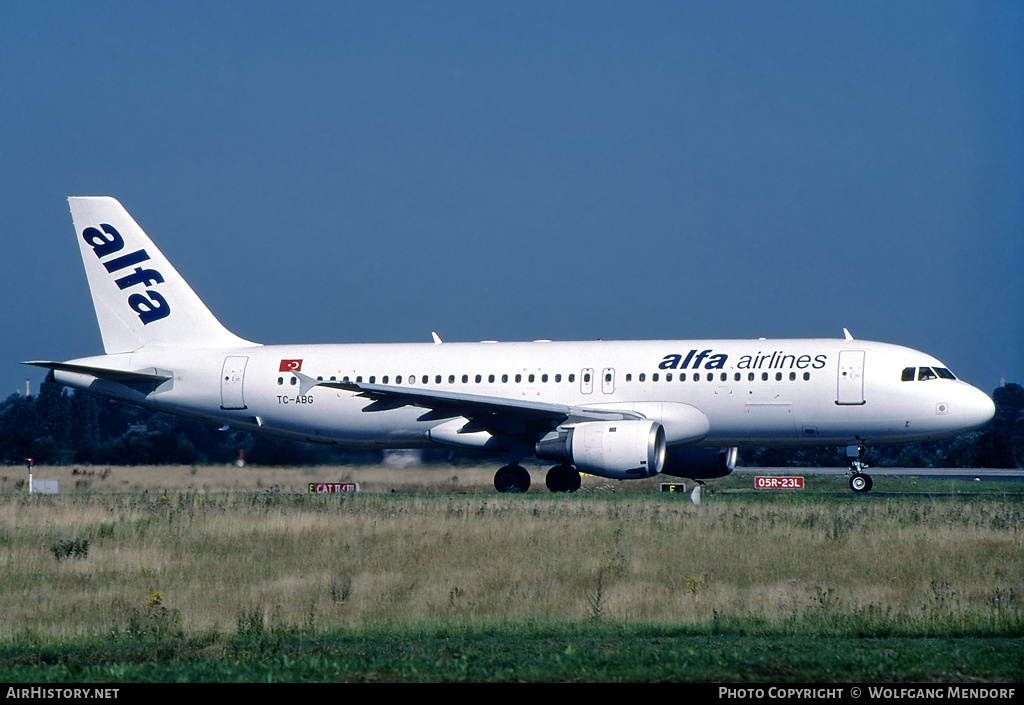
top-left (662, 351), bottom-right (829, 372)
top-left (82, 224), bottom-right (171, 326)
top-left (660, 354), bottom-right (681, 370)
top-left (115, 267), bottom-right (165, 290)
top-left (82, 224), bottom-right (125, 258)
top-left (103, 249), bottom-right (150, 273)
top-left (128, 291), bottom-right (171, 324)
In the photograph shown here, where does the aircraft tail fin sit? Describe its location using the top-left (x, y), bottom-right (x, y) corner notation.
top-left (69, 197), bottom-right (258, 354)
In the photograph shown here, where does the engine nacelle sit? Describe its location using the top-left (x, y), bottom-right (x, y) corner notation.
top-left (661, 446), bottom-right (737, 479)
top-left (536, 420), bottom-right (666, 480)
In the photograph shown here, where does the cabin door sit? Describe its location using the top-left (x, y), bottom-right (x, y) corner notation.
top-left (836, 350), bottom-right (865, 405)
top-left (221, 356), bottom-right (249, 410)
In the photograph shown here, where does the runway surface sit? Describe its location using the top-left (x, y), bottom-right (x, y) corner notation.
top-left (736, 467), bottom-right (1022, 482)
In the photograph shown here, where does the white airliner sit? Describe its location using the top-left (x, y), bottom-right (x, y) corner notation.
top-left (27, 197), bottom-right (996, 493)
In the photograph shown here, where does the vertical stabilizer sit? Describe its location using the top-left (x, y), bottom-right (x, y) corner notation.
top-left (69, 197), bottom-right (258, 353)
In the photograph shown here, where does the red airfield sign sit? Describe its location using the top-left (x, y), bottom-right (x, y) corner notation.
top-left (754, 476), bottom-right (804, 489)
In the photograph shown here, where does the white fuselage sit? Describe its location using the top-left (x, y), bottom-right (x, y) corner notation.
top-left (56, 336), bottom-right (995, 451)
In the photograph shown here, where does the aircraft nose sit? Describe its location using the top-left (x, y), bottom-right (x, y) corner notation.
top-left (960, 386), bottom-right (996, 431)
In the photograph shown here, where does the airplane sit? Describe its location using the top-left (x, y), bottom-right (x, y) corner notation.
top-left (26, 197), bottom-right (996, 493)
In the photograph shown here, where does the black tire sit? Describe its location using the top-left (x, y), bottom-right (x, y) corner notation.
top-left (495, 465), bottom-right (530, 493)
top-left (545, 465), bottom-right (581, 493)
top-left (849, 473), bottom-right (873, 493)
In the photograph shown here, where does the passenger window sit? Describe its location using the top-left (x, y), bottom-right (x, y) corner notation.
top-left (639, 373), bottom-right (646, 382)
top-left (625, 373), bottom-right (632, 382)
top-left (449, 375), bottom-right (455, 384)
top-left (476, 375), bottom-right (482, 383)
top-left (720, 373), bottom-right (727, 382)
top-left (502, 374), bottom-right (508, 383)
top-left (489, 374), bottom-right (495, 383)
top-left (382, 376), bottom-right (389, 384)
top-left (462, 375), bottom-right (469, 383)
top-left (568, 374), bottom-right (575, 383)
top-left (789, 372), bottom-right (796, 381)
top-left (369, 376), bottom-right (376, 384)
top-left (555, 374), bottom-right (561, 382)
top-left (543, 374), bottom-right (549, 383)
top-left (680, 373), bottom-right (687, 381)
top-left (277, 377), bottom-right (283, 386)
top-left (515, 374), bottom-right (522, 383)
top-left (666, 373), bottom-right (673, 382)
top-left (803, 372), bottom-right (810, 381)
top-left (748, 373), bottom-right (754, 382)
top-left (422, 375), bottom-right (429, 384)
top-left (652, 373), bottom-right (659, 382)
top-left (435, 375), bottom-right (442, 384)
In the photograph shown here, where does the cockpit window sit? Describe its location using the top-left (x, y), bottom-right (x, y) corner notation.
top-left (903, 365), bottom-right (957, 382)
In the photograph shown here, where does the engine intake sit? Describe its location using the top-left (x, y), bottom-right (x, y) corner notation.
top-left (536, 420), bottom-right (666, 480)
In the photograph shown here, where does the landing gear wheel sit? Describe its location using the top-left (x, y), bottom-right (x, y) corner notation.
top-left (545, 465), bottom-right (581, 493)
top-left (846, 444), bottom-right (872, 493)
top-left (494, 465), bottom-right (531, 493)
top-left (849, 473), bottom-right (873, 493)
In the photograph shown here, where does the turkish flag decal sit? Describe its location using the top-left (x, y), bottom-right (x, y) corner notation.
top-left (279, 359), bottom-right (303, 372)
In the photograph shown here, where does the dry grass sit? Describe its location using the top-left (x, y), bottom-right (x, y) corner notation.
top-left (0, 466), bottom-right (1021, 640)
top-left (0, 463), bottom-right (644, 494)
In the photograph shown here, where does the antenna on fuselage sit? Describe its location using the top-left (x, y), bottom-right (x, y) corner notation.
top-left (843, 328), bottom-right (854, 341)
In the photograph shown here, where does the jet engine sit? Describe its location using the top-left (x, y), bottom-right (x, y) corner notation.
top-left (660, 446), bottom-right (737, 479)
top-left (535, 420), bottom-right (666, 479)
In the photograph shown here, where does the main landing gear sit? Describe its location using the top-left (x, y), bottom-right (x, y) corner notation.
top-left (493, 464), bottom-right (583, 493)
top-left (847, 444), bottom-right (873, 493)
top-left (545, 464), bottom-right (581, 493)
top-left (494, 465), bottom-right (531, 493)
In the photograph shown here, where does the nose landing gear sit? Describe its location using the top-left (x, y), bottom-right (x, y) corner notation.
top-left (847, 444), bottom-right (873, 493)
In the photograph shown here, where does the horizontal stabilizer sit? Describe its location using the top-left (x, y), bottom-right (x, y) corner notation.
top-left (23, 360), bottom-right (172, 385)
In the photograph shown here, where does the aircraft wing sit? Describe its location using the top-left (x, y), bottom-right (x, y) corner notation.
top-left (301, 373), bottom-right (643, 426)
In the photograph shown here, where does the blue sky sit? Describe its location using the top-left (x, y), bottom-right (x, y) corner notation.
top-left (2, 1), bottom-right (1021, 399)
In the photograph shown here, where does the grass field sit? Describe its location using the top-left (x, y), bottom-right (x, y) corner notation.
top-left (1, 464), bottom-right (1022, 682)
